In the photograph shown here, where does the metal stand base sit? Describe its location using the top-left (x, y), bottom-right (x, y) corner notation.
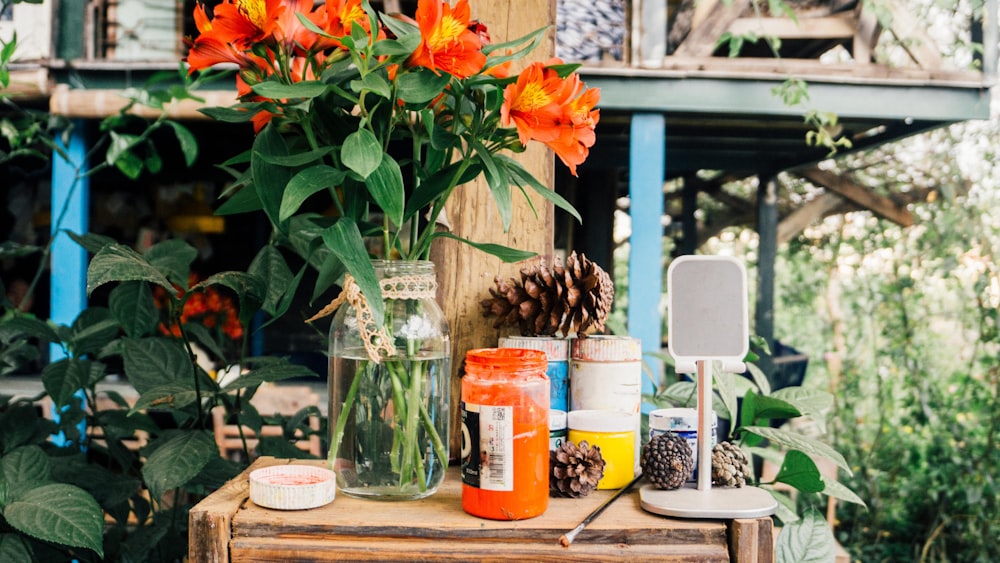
top-left (639, 483), bottom-right (778, 519)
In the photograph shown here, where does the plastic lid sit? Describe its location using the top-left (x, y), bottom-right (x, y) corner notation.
top-left (550, 409), bottom-right (567, 430)
top-left (465, 347), bottom-right (547, 372)
top-left (571, 336), bottom-right (642, 362)
top-left (498, 336), bottom-right (569, 361)
top-left (649, 408), bottom-right (718, 431)
top-left (567, 409), bottom-right (636, 433)
top-left (249, 465), bottom-right (336, 510)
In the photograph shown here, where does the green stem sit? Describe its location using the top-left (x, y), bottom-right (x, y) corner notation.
top-left (329, 364), bottom-right (365, 469)
top-left (402, 354), bottom-right (424, 491)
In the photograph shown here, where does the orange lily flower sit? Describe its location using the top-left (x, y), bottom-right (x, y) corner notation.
top-left (210, 0), bottom-right (285, 49)
top-left (407, 0), bottom-right (486, 78)
top-left (501, 59), bottom-right (600, 175)
top-left (312, 0), bottom-right (381, 51)
top-left (186, 35), bottom-right (256, 73)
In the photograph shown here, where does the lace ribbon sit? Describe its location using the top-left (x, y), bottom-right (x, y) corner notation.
top-left (305, 272), bottom-right (438, 363)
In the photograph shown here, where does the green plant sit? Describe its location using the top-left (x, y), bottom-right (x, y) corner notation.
top-left (647, 338), bottom-right (865, 561)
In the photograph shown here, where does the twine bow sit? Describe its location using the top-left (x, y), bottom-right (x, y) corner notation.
top-left (305, 274), bottom-right (394, 364)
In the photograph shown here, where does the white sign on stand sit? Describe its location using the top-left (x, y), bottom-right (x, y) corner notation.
top-left (640, 256), bottom-right (777, 519)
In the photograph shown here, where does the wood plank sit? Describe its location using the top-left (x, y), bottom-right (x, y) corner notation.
top-left (853, 1), bottom-right (882, 64)
top-left (192, 458), bottom-right (774, 562)
top-left (673, 0), bottom-right (751, 57)
top-left (230, 537), bottom-right (729, 562)
top-left (432, 0), bottom-right (556, 458)
top-left (776, 191), bottom-right (845, 244)
top-left (884, 0), bottom-right (944, 69)
top-left (728, 15), bottom-right (856, 40)
top-left (797, 168), bottom-right (913, 227)
top-left (188, 458), bottom-right (287, 563)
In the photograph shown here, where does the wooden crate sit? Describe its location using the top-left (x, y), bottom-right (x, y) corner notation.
top-left (190, 457), bottom-right (773, 562)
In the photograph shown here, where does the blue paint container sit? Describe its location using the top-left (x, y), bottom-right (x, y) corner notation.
top-left (498, 336), bottom-right (570, 412)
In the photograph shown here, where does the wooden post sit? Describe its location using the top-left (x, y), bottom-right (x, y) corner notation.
top-left (431, 0), bottom-right (556, 457)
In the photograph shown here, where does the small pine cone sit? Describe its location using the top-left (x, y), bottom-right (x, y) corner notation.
top-left (550, 440), bottom-right (606, 498)
top-left (641, 432), bottom-right (694, 490)
top-left (560, 251), bottom-right (614, 335)
top-left (711, 441), bottom-right (750, 488)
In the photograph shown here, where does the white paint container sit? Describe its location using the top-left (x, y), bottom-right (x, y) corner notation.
top-left (569, 336), bottom-right (642, 466)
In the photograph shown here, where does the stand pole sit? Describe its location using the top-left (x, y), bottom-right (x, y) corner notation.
top-left (697, 360), bottom-right (712, 491)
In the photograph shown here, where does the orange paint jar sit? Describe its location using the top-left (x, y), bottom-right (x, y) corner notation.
top-left (461, 348), bottom-right (549, 520)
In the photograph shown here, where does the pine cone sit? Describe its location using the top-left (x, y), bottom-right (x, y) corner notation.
top-left (550, 440), bottom-right (606, 498)
top-left (641, 432), bottom-right (694, 490)
top-left (711, 441), bottom-right (750, 488)
top-left (480, 251), bottom-right (613, 337)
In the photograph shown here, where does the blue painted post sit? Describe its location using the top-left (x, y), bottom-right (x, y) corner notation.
top-left (627, 113), bottom-right (666, 400)
top-left (49, 119), bottom-right (90, 446)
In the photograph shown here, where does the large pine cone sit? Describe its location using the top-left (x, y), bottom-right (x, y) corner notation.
top-left (550, 440), bottom-right (606, 498)
top-left (480, 251), bottom-right (613, 337)
top-left (711, 441), bottom-right (751, 488)
top-left (641, 432), bottom-right (693, 490)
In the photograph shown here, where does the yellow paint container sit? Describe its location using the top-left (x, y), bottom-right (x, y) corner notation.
top-left (567, 410), bottom-right (636, 489)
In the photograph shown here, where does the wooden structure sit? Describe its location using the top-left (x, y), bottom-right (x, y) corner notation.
top-left (190, 457), bottom-right (774, 562)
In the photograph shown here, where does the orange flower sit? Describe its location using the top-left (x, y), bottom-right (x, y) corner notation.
top-left (407, 0), bottom-right (486, 78)
top-left (311, 0), bottom-right (371, 50)
top-left (210, 0), bottom-right (285, 49)
top-left (186, 36), bottom-right (256, 73)
top-left (501, 59), bottom-right (600, 175)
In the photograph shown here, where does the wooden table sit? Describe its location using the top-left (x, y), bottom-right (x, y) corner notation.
top-left (189, 457), bottom-right (773, 562)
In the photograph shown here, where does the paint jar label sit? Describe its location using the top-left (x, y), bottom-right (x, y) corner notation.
top-left (461, 402), bottom-right (513, 492)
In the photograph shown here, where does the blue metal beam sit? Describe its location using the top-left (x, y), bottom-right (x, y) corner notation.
top-left (49, 119), bottom-right (90, 446)
top-left (627, 113), bottom-right (665, 394)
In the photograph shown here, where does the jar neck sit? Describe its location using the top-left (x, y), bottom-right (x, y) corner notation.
top-left (373, 260), bottom-right (437, 300)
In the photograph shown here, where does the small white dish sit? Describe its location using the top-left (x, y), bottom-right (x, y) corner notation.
top-left (249, 465), bottom-right (336, 510)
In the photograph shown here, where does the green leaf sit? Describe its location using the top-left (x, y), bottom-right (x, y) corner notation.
top-left (69, 307), bottom-right (119, 356)
top-left (222, 361), bottom-right (318, 391)
top-left (820, 476), bottom-right (867, 507)
top-left (164, 121), bottom-right (198, 166)
top-left (129, 383), bottom-right (200, 414)
top-left (142, 431), bottom-right (217, 500)
top-left (744, 361), bottom-right (772, 395)
top-left (742, 426), bottom-right (850, 475)
top-left (364, 154), bottom-right (405, 227)
top-left (4, 483), bottom-right (104, 557)
top-left (196, 271), bottom-right (266, 330)
top-left (774, 508), bottom-right (836, 563)
top-left (379, 15), bottom-right (421, 51)
top-left (321, 219), bottom-right (383, 325)
top-left (109, 282), bottom-right (158, 338)
top-left (714, 369), bottom-right (739, 424)
top-left (200, 104), bottom-right (266, 123)
top-left (1, 446), bottom-right (51, 486)
top-left (497, 154), bottom-right (582, 223)
top-left (741, 389), bottom-right (801, 428)
top-left (42, 359), bottom-right (90, 408)
top-left (121, 337), bottom-right (189, 395)
top-left (430, 232), bottom-right (537, 263)
top-left (215, 185), bottom-right (264, 215)
top-left (0, 534), bottom-right (33, 562)
top-left (772, 387), bottom-right (833, 432)
top-left (281, 165), bottom-right (346, 222)
top-left (257, 146), bottom-right (334, 167)
top-left (248, 245), bottom-right (294, 316)
top-left (353, 72), bottom-right (392, 99)
top-left (145, 238), bottom-right (197, 286)
top-left (773, 450), bottom-right (824, 493)
top-left (471, 141), bottom-right (512, 229)
top-left (341, 128), bottom-right (382, 179)
top-left (0, 315), bottom-right (59, 344)
top-left (252, 123), bottom-right (293, 228)
top-left (251, 80), bottom-right (327, 99)
top-left (404, 161), bottom-right (481, 221)
top-left (87, 243), bottom-right (175, 296)
top-left (395, 68), bottom-right (451, 104)
top-left (66, 231), bottom-right (117, 254)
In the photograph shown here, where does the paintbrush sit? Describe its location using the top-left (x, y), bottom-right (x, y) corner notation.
top-left (559, 473), bottom-right (643, 547)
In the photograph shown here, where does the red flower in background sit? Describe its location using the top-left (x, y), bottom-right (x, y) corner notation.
top-left (154, 274), bottom-right (244, 342)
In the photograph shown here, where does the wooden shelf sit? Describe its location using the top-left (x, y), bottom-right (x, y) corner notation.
top-left (190, 457), bottom-right (773, 562)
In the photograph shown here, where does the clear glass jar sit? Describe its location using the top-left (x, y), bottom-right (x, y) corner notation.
top-left (461, 348), bottom-right (549, 520)
top-left (328, 260), bottom-right (450, 500)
